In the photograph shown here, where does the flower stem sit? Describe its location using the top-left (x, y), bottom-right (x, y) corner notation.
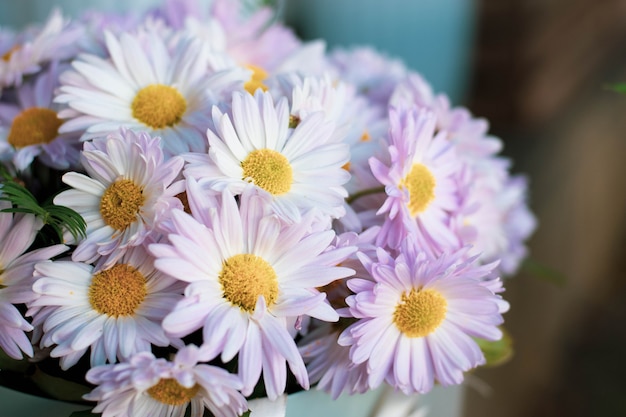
top-left (346, 186), bottom-right (386, 204)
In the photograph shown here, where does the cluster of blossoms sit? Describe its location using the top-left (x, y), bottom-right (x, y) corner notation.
top-left (0, 0), bottom-right (535, 416)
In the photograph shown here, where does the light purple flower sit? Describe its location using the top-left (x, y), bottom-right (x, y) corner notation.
top-left (184, 90), bottom-right (351, 224)
top-left (55, 28), bottom-right (248, 157)
top-left (84, 345), bottom-right (247, 417)
top-left (391, 72), bottom-right (504, 161)
top-left (329, 47), bottom-right (408, 107)
top-left (0, 61), bottom-right (80, 171)
top-left (299, 322), bottom-right (370, 400)
top-left (0, 9), bottom-right (83, 91)
top-left (339, 243), bottom-right (507, 394)
top-left (390, 72), bottom-right (536, 275)
top-left (211, 0), bottom-right (324, 76)
top-left (29, 244), bottom-right (184, 369)
top-left (369, 104), bottom-right (461, 254)
top-left (461, 174), bottom-right (536, 276)
top-left (150, 188), bottom-right (356, 399)
top-left (53, 128), bottom-right (184, 268)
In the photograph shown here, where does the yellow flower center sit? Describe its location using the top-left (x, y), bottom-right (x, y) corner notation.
top-left (400, 163), bottom-right (436, 216)
top-left (88, 264), bottom-right (147, 317)
top-left (241, 149), bottom-right (293, 195)
top-left (244, 64), bottom-right (269, 94)
top-left (147, 378), bottom-right (199, 406)
top-left (99, 179), bottom-right (144, 231)
top-left (7, 108), bottom-right (63, 149)
top-left (1, 45), bottom-right (19, 61)
top-left (393, 288), bottom-right (447, 338)
top-left (219, 253), bottom-right (279, 312)
top-left (131, 84), bottom-right (187, 129)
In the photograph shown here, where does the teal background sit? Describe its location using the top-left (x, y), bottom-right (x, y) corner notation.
top-left (0, 0), bottom-right (477, 104)
top-left (0, 0), bottom-right (161, 27)
top-left (283, 0), bottom-right (477, 104)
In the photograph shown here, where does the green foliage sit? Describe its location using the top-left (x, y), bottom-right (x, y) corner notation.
top-left (0, 349), bottom-right (30, 373)
top-left (0, 169), bottom-right (86, 243)
top-left (31, 368), bottom-right (92, 403)
top-left (475, 327), bottom-right (514, 368)
top-left (605, 83), bottom-right (626, 94)
top-left (522, 257), bottom-right (566, 286)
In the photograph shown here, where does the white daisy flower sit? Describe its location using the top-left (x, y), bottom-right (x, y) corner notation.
top-left (0, 61), bottom-right (80, 171)
top-left (29, 244), bottom-right (184, 369)
top-left (53, 128), bottom-right (184, 267)
top-left (0, 8), bottom-right (82, 91)
top-left (149, 188), bottom-right (356, 399)
top-left (55, 29), bottom-right (248, 157)
top-left (184, 90), bottom-right (351, 223)
top-left (84, 345), bottom-right (248, 417)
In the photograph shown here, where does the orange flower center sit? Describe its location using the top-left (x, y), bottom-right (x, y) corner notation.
top-left (7, 108), bottom-right (63, 149)
top-left (219, 253), bottom-right (279, 312)
top-left (393, 288), bottom-right (447, 338)
top-left (88, 264), bottom-right (147, 317)
top-left (147, 378), bottom-right (199, 406)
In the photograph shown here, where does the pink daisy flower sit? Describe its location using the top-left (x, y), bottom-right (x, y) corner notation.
top-left (0, 8), bottom-right (82, 90)
top-left (84, 345), bottom-right (247, 417)
top-left (456, 173), bottom-right (536, 276)
top-left (211, 0), bottom-right (327, 90)
top-left (150, 188), bottom-right (356, 399)
top-left (298, 228), bottom-right (380, 399)
top-left (329, 47), bottom-right (408, 107)
top-left (390, 73), bottom-right (536, 275)
top-left (54, 28), bottom-right (247, 157)
top-left (29, 244), bottom-right (184, 369)
top-left (184, 90), bottom-right (351, 223)
top-left (369, 104), bottom-right (461, 253)
top-left (339, 243), bottom-right (507, 394)
top-left (53, 128), bottom-right (184, 267)
top-left (0, 61), bottom-right (80, 171)
top-left (390, 72), bottom-right (503, 161)
top-left (299, 322), bottom-right (370, 400)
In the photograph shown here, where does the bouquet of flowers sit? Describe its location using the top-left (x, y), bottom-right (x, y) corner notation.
top-left (0, 0), bottom-right (536, 416)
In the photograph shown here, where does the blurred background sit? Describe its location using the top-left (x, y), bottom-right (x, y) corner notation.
top-left (2, 1), bottom-right (626, 416)
top-left (286, 1), bottom-right (626, 416)
top-left (284, 1), bottom-right (626, 415)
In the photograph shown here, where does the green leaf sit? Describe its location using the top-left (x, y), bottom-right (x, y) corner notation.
top-left (522, 257), bottom-right (566, 286)
top-left (606, 83), bottom-right (626, 94)
top-left (475, 328), bottom-right (514, 368)
top-left (0, 182), bottom-right (45, 217)
top-left (44, 203), bottom-right (87, 241)
top-left (0, 175), bottom-right (87, 242)
top-left (30, 368), bottom-right (92, 403)
top-left (240, 411), bottom-right (252, 417)
top-left (605, 83), bottom-right (626, 93)
top-left (0, 349), bottom-right (31, 373)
